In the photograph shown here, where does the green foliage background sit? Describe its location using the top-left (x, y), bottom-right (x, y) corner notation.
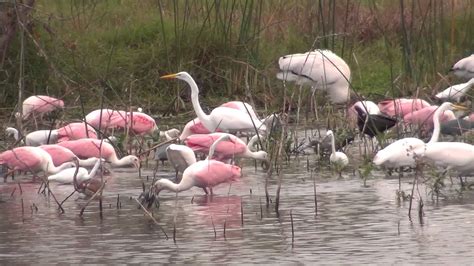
top-left (1, 0), bottom-right (473, 117)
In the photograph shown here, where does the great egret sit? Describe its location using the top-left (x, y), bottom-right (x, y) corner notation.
top-left (160, 72), bottom-right (265, 134)
top-left (373, 102), bottom-right (467, 168)
top-left (277, 49), bottom-right (351, 103)
top-left (326, 130), bottom-right (349, 175)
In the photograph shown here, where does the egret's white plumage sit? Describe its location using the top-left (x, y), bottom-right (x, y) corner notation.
top-left (326, 130), bottom-right (349, 168)
top-left (436, 78), bottom-right (474, 102)
top-left (277, 49), bottom-right (351, 103)
top-left (161, 72), bottom-right (265, 134)
top-left (419, 142), bottom-right (474, 176)
top-left (373, 102), bottom-right (467, 168)
top-left (451, 54), bottom-right (474, 79)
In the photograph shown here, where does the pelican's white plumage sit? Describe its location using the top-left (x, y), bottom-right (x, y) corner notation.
top-left (277, 49), bottom-right (351, 103)
top-left (451, 54), bottom-right (474, 79)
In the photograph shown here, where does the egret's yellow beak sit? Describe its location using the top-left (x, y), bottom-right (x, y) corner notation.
top-left (160, 73), bottom-right (178, 79)
top-left (452, 104), bottom-right (469, 112)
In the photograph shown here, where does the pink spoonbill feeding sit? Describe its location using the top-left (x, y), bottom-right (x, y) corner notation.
top-left (57, 138), bottom-right (140, 168)
top-left (0, 146), bottom-right (75, 178)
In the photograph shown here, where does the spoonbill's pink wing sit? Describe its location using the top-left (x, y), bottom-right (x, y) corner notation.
top-left (191, 160), bottom-right (242, 187)
top-left (0, 147), bottom-right (42, 171)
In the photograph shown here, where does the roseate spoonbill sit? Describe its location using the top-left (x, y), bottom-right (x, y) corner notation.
top-left (373, 103), bottom-right (467, 168)
top-left (450, 54), bottom-right (474, 79)
top-left (146, 134), bottom-right (241, 196)
top-left (160, 72), bottom-right (265, 134)
top-left (276, 49), bottom-right (351, 103)
top-left (5, 127), bottom-right (58, 146)
top-left (378, 98), bottom-right (431, 117)
top-left (353, 105), bottom-right (397, 138)
top-left (86, 108), bottom-right (177, 137)
top-left (15, 95), bottom-right (64, 120)
top-left (326, 130), bottom-right (349, 174)
top-left (402, 105), bottom-right (456, 133)
top-left (0, 146), bottom-right (75, 176)
top-left (435, 78), bottom-right (474, 102)
top-left (122, 111), bottom-right (158, 135)
top-left (57, 138), bottom-right (140, 168)
top-left (166, 144), bottom-right (197, 178)
top-left (48, 158), bottom-right (104, 184)
top-left (85, 109), bottom-right (127, 130)
top-left (57, 122), bottom-right (98, 142)
top-left (185, 132), bottom-right (268, 162)
top-left (39, 144), bottom-right (99, 167)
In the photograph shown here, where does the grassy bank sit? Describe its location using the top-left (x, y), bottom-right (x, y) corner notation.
top-left (1, 0), bottom-right (473, 117)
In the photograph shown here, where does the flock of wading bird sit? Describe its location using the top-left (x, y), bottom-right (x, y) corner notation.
top-left (1, 51), bottom-right (474, 207)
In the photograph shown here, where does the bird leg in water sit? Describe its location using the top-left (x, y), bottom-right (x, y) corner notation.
top-left (459, 176), bottom-right (466, 188)
top-left (202, 187), bottom-right (209, 194)
top-left (3, 169), bottom-right (15, 182)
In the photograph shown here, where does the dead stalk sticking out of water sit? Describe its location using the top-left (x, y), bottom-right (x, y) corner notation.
top-left (135, 198), bottom-right (169, 239)
top-left (290, 210), bottom-right (295, 246)
top-left (312, 170), bottom-right (318, 216)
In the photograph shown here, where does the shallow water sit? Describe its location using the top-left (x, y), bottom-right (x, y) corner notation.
top-left (0, 141), bottom-right (473, 264)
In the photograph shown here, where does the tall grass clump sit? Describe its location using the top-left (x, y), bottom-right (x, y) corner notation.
top-left (1, 0), bottom-right (473, 114)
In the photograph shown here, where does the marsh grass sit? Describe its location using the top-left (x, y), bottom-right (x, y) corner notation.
top-left (2, 0), bottom-right (473, 114)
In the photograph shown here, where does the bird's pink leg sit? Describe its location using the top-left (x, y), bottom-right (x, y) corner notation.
top-left (209, 187), bottom-right (214, 195)
top-left (202, 187), bottom-right (209, 194)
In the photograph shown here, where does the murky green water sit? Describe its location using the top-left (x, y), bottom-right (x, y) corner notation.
top-left (0, 143), bottom-right (473, 264)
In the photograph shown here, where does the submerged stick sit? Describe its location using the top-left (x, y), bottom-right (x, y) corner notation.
top-left (290, 210), bottom-right (294, 246)
top-left (312, 170), bottom-right (318, 216)
top-left (135, 198), bottom-right (169, 239)
top-left (79, 180), bottom-right (107, 216)
top-left (211, 216), bottom-right (217, 239)
top-left (240, 197), bottom-right (244, 226)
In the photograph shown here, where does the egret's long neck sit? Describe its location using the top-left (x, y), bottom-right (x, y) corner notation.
top-left (157, 178), bottom-right (194, 193)
top-left (185, 76), bottom-right (215, 132)
top-left (87, 160), bottom-right (102, 179)
top-left (47, 161), bottom-right (73, 174)
top-left (429, 108), bottom-right (443, 143)
top-left (330, 134), bottom-right (336, 154)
